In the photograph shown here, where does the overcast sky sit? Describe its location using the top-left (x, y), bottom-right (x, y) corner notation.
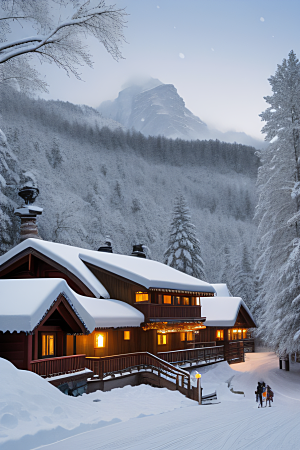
top-left (27, 1), bottom-right (300, 140)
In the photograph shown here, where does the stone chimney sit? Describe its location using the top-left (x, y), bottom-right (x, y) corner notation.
top-left (14, 185), bottom-right (43, 242)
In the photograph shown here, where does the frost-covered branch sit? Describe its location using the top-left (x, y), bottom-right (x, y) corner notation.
top-left (0, 0), bottom-right (127, 91)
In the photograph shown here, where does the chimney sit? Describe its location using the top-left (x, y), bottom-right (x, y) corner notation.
top-left (14, 185), bottom-right (43, 242)
top-left (98, 236), bottom-right (113, 253)
top-left (131, 244), bottom-right (146, 258)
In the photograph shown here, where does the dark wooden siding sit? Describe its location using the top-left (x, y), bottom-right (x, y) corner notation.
top-left (0, 332), bottom-right (29, 370)
top-left (84, 262), bottom-right (147, 304)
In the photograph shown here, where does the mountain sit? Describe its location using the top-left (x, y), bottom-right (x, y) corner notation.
top-left (0, 87), bottom-right (258, 304)
top-left (98, 79), bottom-right (264, 148)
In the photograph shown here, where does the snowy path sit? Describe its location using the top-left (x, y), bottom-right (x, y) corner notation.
top-left (32, 352), bottom-right (300, 450)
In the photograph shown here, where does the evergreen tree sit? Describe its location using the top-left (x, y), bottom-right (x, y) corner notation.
top-left (231, 243), bottom-right (254, 308)
top-left (255, 50), bottom-right (300, 354)
top-left (164, 194), bottom-right (206, 281)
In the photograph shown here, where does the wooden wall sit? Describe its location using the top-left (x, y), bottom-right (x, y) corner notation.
top-left (83, 263), bottom-right (147, 305)
top-left (0, 332), bottom-right (30, 370)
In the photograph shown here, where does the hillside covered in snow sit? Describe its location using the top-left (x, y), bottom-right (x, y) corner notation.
top-left (0, 87), bottom-right (258, 305)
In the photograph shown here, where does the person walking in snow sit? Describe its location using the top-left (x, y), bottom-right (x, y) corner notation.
top-left (266, 385), bottom-right (273, 407)
top-left (256, 382), bottom-right (263, 408)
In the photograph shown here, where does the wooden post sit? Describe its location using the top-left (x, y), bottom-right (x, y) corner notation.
top-left (176, 374), bottom-right (179, 390)
top-left (73, 335), bottom-right (77, 355)
top-left (279, 358), bottom-right (282, 369)
top-left (27, 334), bottom-right (33, 370)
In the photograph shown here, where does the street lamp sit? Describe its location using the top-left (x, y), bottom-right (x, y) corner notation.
top-left (195, 373), bottom-right (202, 405)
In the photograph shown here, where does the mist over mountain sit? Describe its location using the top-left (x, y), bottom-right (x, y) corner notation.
top-left (98, 79), bottom-right (265, 149)
top-left (0, 87), bottom-right (258, 305)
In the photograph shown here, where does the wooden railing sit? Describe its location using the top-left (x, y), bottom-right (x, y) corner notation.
top-left (158, 345), bottom-right (225, 365)
top-left (227, 341), bottom-right (244, 363)
top-left (134, 303), bottom-right (204, 322)
top-left (85, 352), bottom-right (191, 391)
top-left (30, 354), bottom-right (86, 377)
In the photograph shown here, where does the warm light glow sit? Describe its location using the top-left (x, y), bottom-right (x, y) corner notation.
top-left (183, 297), bottom-right (189, 305)
top-left (195, 373), bottom-right (201, 379)
top-left (41, 334), bottom-right (55, 357)
top-left (135, 292), bottom-right (149, 302)
top-left (124, 331), bottom-right (130, 340)
top-left (195, 297), bottom-right (200, 306)
top-left (187, 331), bottom-right (193, 341)
top-left (94, 333), bottom-right (105, 348)
top-left (233, 329), bottom-right (237, 333)
top-left (163, 295), bottom-right (172, 304)
top-left (180, 332), bottom-right (186, 341)
top-left (158, 334), bottom-right (167, 345)
top-left (143, 322), bottom-right (206, 333)
top-left (216, 329), bottom-right (224, 340)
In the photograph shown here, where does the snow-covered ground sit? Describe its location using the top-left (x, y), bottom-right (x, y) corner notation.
top-left (1, 352), bottom-right (300, 449)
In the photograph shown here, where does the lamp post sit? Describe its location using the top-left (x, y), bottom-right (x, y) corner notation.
top-left (195, 373), bottom-right (202, 405)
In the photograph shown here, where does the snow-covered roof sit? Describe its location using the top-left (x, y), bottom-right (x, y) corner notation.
top-left (0, 239), bottom-right (216, 296)
top-left (75, 297), bottom-right (144, 328)
top-left (0, 239), bottom-right (109, 299)
top-left (201, 296), bottom-right (257, 327)
top-left (0, 279), bottom-right (96, 333)
top-left (211, 284), bottom-right (232, 297)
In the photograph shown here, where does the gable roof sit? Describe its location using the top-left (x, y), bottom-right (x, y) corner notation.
top-left (211, 283), bottom-right (232, 297)
top-left (201, 296), bottom-right (256, 327)
top-left (0, 239), bottom-right (216, 296)
top-left (0, 279), bottom-right (96, 333)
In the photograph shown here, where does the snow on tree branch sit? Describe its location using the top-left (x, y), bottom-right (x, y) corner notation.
top-left (0, 0), bottom-right (127, 91)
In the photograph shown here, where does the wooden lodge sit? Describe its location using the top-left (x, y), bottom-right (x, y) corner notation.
top-left (0, 237), bottom-right (256, 379)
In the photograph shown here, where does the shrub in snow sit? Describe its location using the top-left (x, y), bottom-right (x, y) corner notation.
top-left (164, 194), bottom-right (206, 281)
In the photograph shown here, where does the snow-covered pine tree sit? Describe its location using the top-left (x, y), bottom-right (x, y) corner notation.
top-left (231, 243), bottom-right (254, 309)
top-left (255, 50), bottom-right (300, 355)
top-left (164, 194), bottom-right (206, 281)
top-left (0, 129), bottom-right (20, 254)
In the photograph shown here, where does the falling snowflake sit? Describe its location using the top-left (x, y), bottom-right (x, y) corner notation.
top-left (179, 53), bottom-right (185, 59)
top-left (141, 118), bottom-right (145, 122)
top-left (260, 17), bottom-right (265, 22)
top-left (157, 5), bottom-right (160, 8)
top-left (211, 48), bottom-right (215, 52)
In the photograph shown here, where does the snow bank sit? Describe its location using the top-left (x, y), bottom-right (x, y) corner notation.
top-left (0, 358), bottom-right (194, 449)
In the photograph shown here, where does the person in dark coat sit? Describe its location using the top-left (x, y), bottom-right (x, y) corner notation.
top-left (266, 385), bottom-right (273, 407)
top-left (256, 382), bottom-right (263, 408)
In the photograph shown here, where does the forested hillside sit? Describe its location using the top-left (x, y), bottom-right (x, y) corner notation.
top-left (0, 88), bottom-right (259, 307)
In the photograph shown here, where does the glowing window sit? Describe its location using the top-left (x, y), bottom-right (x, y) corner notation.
top-left (163, 295), bottom-right (172, 304)
top-left (124, 331), bottom-right (130, 340)
top-left (187, 331), bottom-right (193, 341)
top-left (243, 329), bottom-right (247, 339)
top-left (41, 333), bottom-right (55, 357)
top-left (94, 333), bottom-right (105, 348)
top-left (183, 297), bottom-right (190, 305)
top-left (180, 332), bottom-right (186, 342)
top-left (195, 297), bottom-right (200, 306)
top-left (135, 292), bottom-right (149, 302)
top-left (158, 334), bottom-right (167, 345)
top-left (216, 329), bottom-right (224, 340)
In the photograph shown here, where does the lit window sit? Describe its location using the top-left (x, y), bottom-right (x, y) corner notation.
top-left (135, 292), bottom-right (149, 302)
top-left (243, 329), bottom-right (247, 339)
top-left (94, 333), bottom-right (105, 348)
top-left (158, 334), bottom-right (167, 345)
top-left (41, 333), bottom-right (55, 357)
top-left (124, 331), bottom-right (130, 340)
top-left (163, 295), bottom-right (172, 304)
top-left (174, 296), bottom-right (181, 305)
top-left (195, 297), bottom-right (200, 306)
top-left (216, 330), bottom-right (224, 340)
top-left (183, 297), bottom-right (189, 305)
top-left (187, 331), bottom-right (193, 341)
top-left (180, 332), bottom-right (186, 341)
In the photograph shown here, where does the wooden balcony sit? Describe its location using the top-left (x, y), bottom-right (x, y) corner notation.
top-left (134, 303), bottom-right (205, 322)
top-left (30, 354), bottom-right (86, 377)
